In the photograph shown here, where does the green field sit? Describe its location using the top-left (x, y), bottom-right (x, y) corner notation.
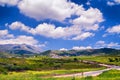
top-left (0, 69), bottom-right (120, 80)
top-left (0, 56), bottom-right (104, 75)
top-left (0, 56), bottom-right (120, 80)
top-left (80, 69), bottom-right (120, 80)
top-left (76, 56), bottom-right (120, 66)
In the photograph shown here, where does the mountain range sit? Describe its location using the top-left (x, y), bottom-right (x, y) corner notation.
top-left (0, 44), bottom-right (120, 57)
top-left (40, 48), bottom-right (120, 57)
top-left (0, 44), bottom-right (41, 55)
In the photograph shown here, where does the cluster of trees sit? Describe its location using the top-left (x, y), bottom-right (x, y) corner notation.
top-left (0, 57), bottom-right (79, 73)
top-left (108, 57), bottom-right (120, 62)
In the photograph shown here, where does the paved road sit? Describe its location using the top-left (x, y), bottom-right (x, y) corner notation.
top-left (54, 61), bottom-right (120, 78)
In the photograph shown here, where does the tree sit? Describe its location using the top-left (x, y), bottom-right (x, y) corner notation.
top-left (108, 58), bottom-right (114, 62)
top-left (115, 58), bottom-right (119, 62)
top-left (73, 58), bottom-right (78, 62)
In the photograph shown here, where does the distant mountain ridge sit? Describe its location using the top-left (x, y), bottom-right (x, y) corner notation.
top-left (40, 48), bottom-right (120, 57)
top-left (0, 44), bottom-right (41, 55)
top-left (0, 44), bottom-right (120, 58)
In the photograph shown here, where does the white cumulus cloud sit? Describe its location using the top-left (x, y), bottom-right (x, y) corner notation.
top-left (18, 0), bottom-right (74, 21)
top-left (95, 41), bottom-right (120, 48)
top-left (0, 30), bottom-right (8, 36)
top-left (73, 7), bottom-right (103, 28)
top-left (8, 21), bottom-right (95, 40)
top-left (0, 35), bottom-right (38, 46)
top-left (0, 30), bottom-right (14, 39)
top-left (17, 0), bottom-right (104, 24)
top-left (7, 0), bottom-right (104, 40)
top-left (9, 21), bottom-right (31, 33)
top-left (107, 0), bottom-right (120, 6)
top-left (0, 0), bottom-right (19, 6)
top-left (115, 0), bottom-right (120, 3)
top-left (107, 1), bottom-right (115, 6)
top-left (0, 30), bottom-right (44, 47)
top-left (72, 46), bottom-right (92, 50)
top-left (60, 48), bottom-right (68, 51)
top-left (106, 25), bottom-right (120, 34)
top-left (72, 32), bottom-right (94, 40)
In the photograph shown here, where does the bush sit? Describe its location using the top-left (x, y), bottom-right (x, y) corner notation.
top-left (108, 58), bottom-right (114, 62)
top-left (0, 66), bottom-right (8, 74)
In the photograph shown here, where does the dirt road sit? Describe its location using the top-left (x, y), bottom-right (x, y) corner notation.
top-left (53, 61), bottom-right (120, 78)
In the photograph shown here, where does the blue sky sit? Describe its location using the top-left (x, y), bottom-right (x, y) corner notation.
top-left (0, 0), bottom-right (120, 51)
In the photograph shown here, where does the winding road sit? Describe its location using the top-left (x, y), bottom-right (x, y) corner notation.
top-left (53, 61), bottom-right (120, 78)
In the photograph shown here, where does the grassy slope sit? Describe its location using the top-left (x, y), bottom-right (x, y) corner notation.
top-left (1, 56), bottom-right (120, 80)
top-left (76, 56), bottom-right (120, 66)
top-left (0, 56), bottom-right (104, 72)
top-left (80, 69), bottom-right (120, 80)
top-left (0, 56), bottom-right (105, 80)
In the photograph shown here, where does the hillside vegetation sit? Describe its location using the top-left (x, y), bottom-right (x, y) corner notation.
top-left (0, 56), bottom-right (104, 75)
top-left (0, 69), bottom-right (119, 80)
top-left (40, 48), bottom-right (120, 57)
top-left (78, 56), bottom-right (120, 66)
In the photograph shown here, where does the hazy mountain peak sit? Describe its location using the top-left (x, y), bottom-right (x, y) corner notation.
top-left (0, 44), bottom-right (41, 54)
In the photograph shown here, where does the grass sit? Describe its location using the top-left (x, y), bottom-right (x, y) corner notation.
top-left (0, 56), bottom-right (105, 80)
top-left (0, 56), bottom-right (120, 80)
top-left (76, 56), bottom-right (120, 66)
top-left (81, 69), bottom-right (120, 80)
top-left (0, 56), bottom-right (104, 73)
top-left (51, 69), bottom-right (120, 80)
top-left (0, 69), bottom-right (120, 80)
top-left (0, 67), bottom-right (105, 80)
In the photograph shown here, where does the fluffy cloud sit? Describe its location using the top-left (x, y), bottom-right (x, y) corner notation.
top-left (72, 32), bottom-right (94, 40)
top-left (107, 42), bottom-right (120, 48)
top-left (0, 30), bottom-right (14, 39)
top-left (9, 21), bottom-right (31, 33)
top-left (96, 40), bottom-right (105, 45)
top-left (115, 0), bottom-right (120, 3)
top-left (0, 0), bottom-right (104, 24)
top-left (9, 22), bottom-right (73, 39)
top-left (18, 0), bottom-right (74, 21)
top-left (32, 23), bottom-right (94, 40)
top-left (96, 41), bottom-right (106, 48)
top-left (0, 30), bottom-right (43, 46)
top-left (0, 35), bottom-right (39, 46)
top-left (60, 48), bottom-right (68, 51)
top-left (107, 1), bottom-right (115, 6)
top-left (17, 0), bottom-right (104, 24)
top-left (106, 25), bottom-right (120, 34)
top-left (95, 41), bottom-right (120, 48)
top-left (8, 0), bottom-right (104, 40)
top-left (107, 0), bottom-right (120, 6)
top-left (86, 1), bottom-right (91, 6)
top-left (73, 7), bottom-right (103, 31)
top-left (0, 30), bottom-right (47, 47)
top-left (0, 30), bottom-right (8, 36)
top-left (9, 21), bottom-right (95, 40)
top-left (1, 0), bottom-right (104, 26)
top-left (0, 0), bottom-right (19, 6)
top-left (72, 46), bottom-right (92, 50)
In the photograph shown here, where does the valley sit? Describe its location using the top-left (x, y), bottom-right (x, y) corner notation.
top-left (0, 44), bottom-right (120, 80)
top-left (1, 0), bottom-right (120, 79)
